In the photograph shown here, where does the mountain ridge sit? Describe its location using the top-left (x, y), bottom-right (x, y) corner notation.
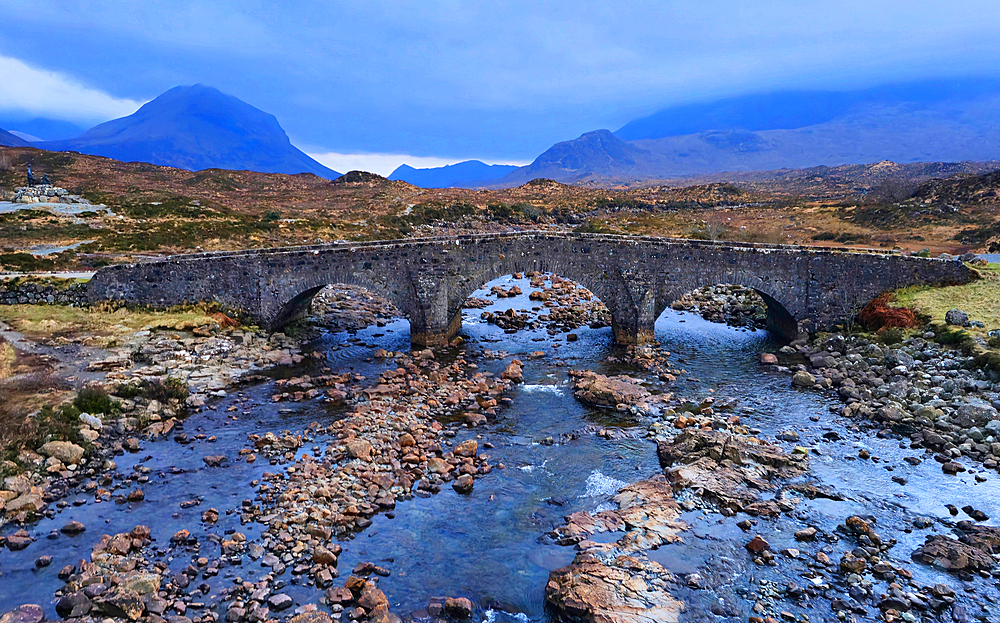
top-left (0, 128), bottom-right (29, 147)
top-left (388, 160), bottom-right (519, 188)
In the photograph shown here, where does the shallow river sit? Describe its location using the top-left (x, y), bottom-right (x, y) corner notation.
top-left (3, 275), bottom-right (1000, 621)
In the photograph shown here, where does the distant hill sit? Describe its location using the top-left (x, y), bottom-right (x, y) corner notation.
top-left (495, 79), bottom-right (1000, 187)
top-left (41, 85), bottom-right (339, 179)
top-left (388, 160), bottom-right (519, 188)
top-left (495, 130), bottom-right (668, 186)
top-left (912, 167), bottom-right (1000, 206)
top-left (0, 118), bottom-right (85, 142)
top-left (0, 128), bottom-right (29, 147)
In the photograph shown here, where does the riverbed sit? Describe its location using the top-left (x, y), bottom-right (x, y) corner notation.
top-left (3, 275), bottom-right (1000, 622)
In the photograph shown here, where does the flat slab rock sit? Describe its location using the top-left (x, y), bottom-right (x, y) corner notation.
top-left (912, 535), bottom-right (996, 573)
top-left (657, 429), bottom-right (807, 512)
top-left (912, 521), bottom-right (1000, 573)
top-left (571, 371), bottom-right (651, 407)
top-left (550, 475), bottom-right (687, 551)
top-left (546, 553), bottom-right (682, 623)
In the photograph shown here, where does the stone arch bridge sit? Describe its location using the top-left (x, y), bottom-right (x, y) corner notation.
top-left (87, 232), bottom-right (975, 346)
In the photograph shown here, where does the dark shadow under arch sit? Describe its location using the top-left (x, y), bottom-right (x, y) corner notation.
top-left (755, 289), bottom-right (797, 340)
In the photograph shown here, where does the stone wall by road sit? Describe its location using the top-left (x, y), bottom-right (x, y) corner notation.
top-left (0, 280), bottom-right (89, 306)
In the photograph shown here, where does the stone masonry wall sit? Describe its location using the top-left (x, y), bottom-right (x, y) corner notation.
top-left (0, 280), bottom-right (89, 306)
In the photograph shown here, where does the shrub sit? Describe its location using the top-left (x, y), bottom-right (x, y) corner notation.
top-left (112, 377), bottom-right (188, 403)
top-left (933, 324), bottom-right (978, 354)
top-left (858, 293), bottom-right (919, 330)
top-left (73, 386), bottom-right (119, 415)
top-left (574, 220), bottom-right (613, 234)
top-left (974, 351), bottom-right (1000, 374)
top-left (877, 326), bottom-right (905, 345)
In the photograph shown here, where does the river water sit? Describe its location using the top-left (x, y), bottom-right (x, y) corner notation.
top-left (3, 275), bottom-right (1000, 621)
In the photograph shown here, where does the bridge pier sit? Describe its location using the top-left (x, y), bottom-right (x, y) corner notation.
top-left (610, 313), bottom-right (658, 346)
top-left (409, 312), bottom-right (463, 348)
top-left (608, 286), bottom-right (659, 346)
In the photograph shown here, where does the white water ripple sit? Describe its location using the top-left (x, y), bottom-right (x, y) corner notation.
top-left (579, 470), bottom-right (628, 498)
top-left (483, 610), bottom-right (530, 623)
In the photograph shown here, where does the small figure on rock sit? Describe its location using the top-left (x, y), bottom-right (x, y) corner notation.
top-left (41, 173), bottom-right (50, 185)
top-left (26, 164), bottom-right (34, 187)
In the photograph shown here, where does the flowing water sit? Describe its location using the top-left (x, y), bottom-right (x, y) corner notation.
top-left (4, 275), bottom-right (1000, 621)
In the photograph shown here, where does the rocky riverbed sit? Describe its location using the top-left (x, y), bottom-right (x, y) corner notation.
top-left (671, 284), bottom-right (767, 330)
top-left (5, 278), bottom-right (1000, 623)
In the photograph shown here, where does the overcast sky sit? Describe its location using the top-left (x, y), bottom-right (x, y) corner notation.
top-left (2, 0), bottom-right (1000, 173)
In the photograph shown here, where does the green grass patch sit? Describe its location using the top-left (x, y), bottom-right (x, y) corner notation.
top-left (894, 265), bottom-right (1000, 334)
top-left (0, 303), bottom-right (224, 340)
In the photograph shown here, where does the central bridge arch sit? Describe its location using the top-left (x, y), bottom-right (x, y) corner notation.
top-left (86, 232), bottom-right (976, 347)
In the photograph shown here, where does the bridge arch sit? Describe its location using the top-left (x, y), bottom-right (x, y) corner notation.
top-left (268, 271), bottom-right (414, 330)
top-left (650, 272), bottom-right (799, 339)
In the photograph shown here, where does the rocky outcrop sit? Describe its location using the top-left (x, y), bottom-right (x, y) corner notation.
top-left (550, 476), bottom-right (687, 550)
top-left (657, 429), bottom-right (808, 513)
top-left (546, 476), bottom-right (686, 623)
top-left (546, 554), bottom-right (682, 623)
top-left (912, 535), bottom-right (996, 573)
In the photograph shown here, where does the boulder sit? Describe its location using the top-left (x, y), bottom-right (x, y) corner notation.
top-left (946, 309), bottom-right (970, 327)
top-left (346, 440), bottom-right (373, 461)
top-left (443, 598), bottom-right (473, 619)
top-left (572, 371), bottom-right (650, 407)
top-left (120, 572), bottom-right (160, 596)
top-left (953, 404), bottom-right (998, 429)
top-left (500, 361), bottom-right (523, 383)
top-left (912, 535), bottom-right (996, 572)
top-left (0, 605), bottom-right (43, 623)
top-left (38, 441), bottom-right (85, 465)
top-left (267, 594), bottom-right (293, 612)
top-left (452, 475), bottom-right (474, 494)
top-left (55, 593), bottom-right (92, 619)
top-left (745, 535), bottom-right (770, 553)
top-left (97, 588), bottom-right (144, 620)
top-left (454, 440), bottom-right (478, 458)
top-left (791, 370), bottom-right (816, 388)
top-left (60, 520), bottom-right (86, 535)
top-left (5, 493), bottom-right (44, 515)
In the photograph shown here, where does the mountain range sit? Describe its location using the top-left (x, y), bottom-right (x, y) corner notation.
top-left (0, 118), bottom-right (85, 142)
top-left (487, 80), bottom-right (1000, 187)
top-left (4, 78), bottom-right (1000, 187)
